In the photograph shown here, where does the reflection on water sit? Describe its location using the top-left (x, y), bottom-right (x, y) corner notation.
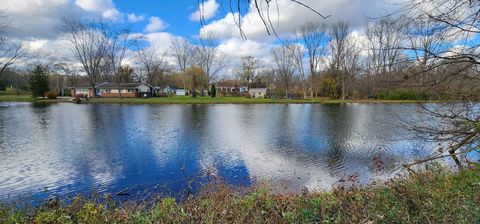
top-left (0, 102), bottom-right (434, 201)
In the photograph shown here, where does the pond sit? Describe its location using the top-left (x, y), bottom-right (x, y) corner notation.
top-left (0, 102), bottom-right (439, 202)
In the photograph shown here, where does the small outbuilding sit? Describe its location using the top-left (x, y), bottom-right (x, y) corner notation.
top-left (249, 88), bottom-right (269, 99)
top-left (175, 89), bottom-right (187, 96)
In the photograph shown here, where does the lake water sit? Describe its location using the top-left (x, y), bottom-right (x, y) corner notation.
top-left (0, 102), bottom-right (439, 202)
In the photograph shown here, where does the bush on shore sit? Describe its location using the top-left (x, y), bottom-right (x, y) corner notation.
top-left (1, 167), bottom-right (479, 224)
top-left (377, 89), bottom-right (431, 100)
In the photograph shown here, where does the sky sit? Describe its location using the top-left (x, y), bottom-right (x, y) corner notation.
top-left (0, 0), bottom-right (398, 74)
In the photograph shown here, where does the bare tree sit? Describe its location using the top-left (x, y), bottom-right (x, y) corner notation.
top-left (53, 62), bottom-right (81, 96)
top-left (272, 45), bottom-right (296, 99)
top-left (103, 24), bottom-right (139, 98)
top-left (291, 43), bottom-right (308, 98)
top-left (0, 12), bottom-right (26, 80)
top-left (197, 0), bottom-right (330, 39)
top-left (401, 0), bottom-right (480, 73)
top-left (238, 55), bottom-right (261, 89)
top-left (194, 33), bottom-right (226, 84)
top-left (365, 18), bottom-right (406, 93)
top-left (402, 15), bottom-right (454, 90)
top-left (329, 21), bottom-right (350, 100)
top-left (170, 38), bottom-right (194, 73)
top-left (59, 19), bottom-right (108, 97)
top-left (395, 0), bottom-right (480, 169)
top-left (0, 40), bottom-right (25, 80)
top-left (299, 22), bottom-right (328, 98)
top-left (136, 43), bottom-right (170, 88)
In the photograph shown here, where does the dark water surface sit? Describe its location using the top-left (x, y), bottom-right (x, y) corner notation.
top-left (0, 102), bottom-right (436, 202)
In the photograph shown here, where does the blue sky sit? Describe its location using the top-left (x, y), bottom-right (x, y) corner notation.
top-left (115, 1), bottom-right (202, 38)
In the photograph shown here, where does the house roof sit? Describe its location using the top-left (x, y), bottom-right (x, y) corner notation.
top-left (72, 81), bottom-right (153, 89)
top-left (249, 88), bottom-right (268, 93)
top-left (98, 83), bottom-right (152, 89)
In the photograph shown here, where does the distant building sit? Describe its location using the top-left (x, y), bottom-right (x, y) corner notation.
top-left (239, 86), bottom-right (248, 93)
top-left (175, 89), bottom-right (187, 96)
top-left (216, 86), bottom-right (249, 95)
top-left (70, 81), bottom-right (154, 98)
top-left (162, 85), bottom-right (178, 95)
top-left (249, 88), bottom-right (269, 99)
top-left (69, 81), bottom-right (107, 98)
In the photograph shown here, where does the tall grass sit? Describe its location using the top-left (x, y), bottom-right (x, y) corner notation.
top-left (1, 167), bottom-right (479, 223)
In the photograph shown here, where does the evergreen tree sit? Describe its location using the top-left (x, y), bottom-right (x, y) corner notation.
top-left (29, 66), bottom-right (49, 99)
top-left (210, 84), bottom-right (216, 98)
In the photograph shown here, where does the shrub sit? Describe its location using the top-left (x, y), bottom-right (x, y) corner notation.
top-left (377, 89), bottom-right (431, 100)
top-left (29, 66), bottom-right (50, 99)
top-left (210, 85), bottom-right (216, 98)
top-left (45, 91), bottom-right (58, 99)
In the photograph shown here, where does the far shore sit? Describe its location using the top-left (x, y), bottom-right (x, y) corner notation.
top-left (0, 94), bottom-right (450, 105)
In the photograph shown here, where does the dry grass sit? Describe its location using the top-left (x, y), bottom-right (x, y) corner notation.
top-left (1, 167), bottom-right (479, 223)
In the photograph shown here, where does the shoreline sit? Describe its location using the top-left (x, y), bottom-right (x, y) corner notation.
top-left (1, 168), bottom-right (478, 223)
top-left (0, 95), bottom-right (449, 105)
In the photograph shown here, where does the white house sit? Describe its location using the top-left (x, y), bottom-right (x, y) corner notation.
top-left (249, 88), bottom-right (269, 99)
top-left (176, 89), bottom-right (187, 96)
top-left (71, 81), bottom-right (154, 98)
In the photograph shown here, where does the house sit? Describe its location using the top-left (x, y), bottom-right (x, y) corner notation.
top-left (69, 81), bottom-right (108, 98)
top-left (70, 81), bottom-right (154, 98)
top-left (97, 83), bottom-right (154, 98)
top-left (175, 89), bottom-right (187, 96)
top-left (239, 86), bottom-right (248, 93)
top-left (249, 88), bottom-right (269, 99)
top-left (216, 86), bottom-right (232, 93)
top-left (159, 85), bottom-right (178, 95)
top-left (216, 86), bottom-right (249, 95)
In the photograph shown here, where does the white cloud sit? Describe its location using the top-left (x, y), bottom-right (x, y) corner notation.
top-left (127, 13), bottom-right (146, 23)
top-left (101, 9), bottom-right (122, 21)
top-left (0, 0), bottom-right (124, 39)
top-left (190, 0), bottom-right (220, 22)
top-left (143, 32), bottom-right (176, 52)
top-left (145, 16), bottom-right (169, 33)
top-left (74, 0), bottom-right (122, 21)
top-left (217, 38), bottom-right (274, 60)
top-left (74, 0), bottom-right (113, 12)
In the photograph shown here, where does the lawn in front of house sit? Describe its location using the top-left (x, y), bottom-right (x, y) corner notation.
top-left (0, 88), bottom-right (33, 102)
top-left (86, 96), bottom-right (429, 104)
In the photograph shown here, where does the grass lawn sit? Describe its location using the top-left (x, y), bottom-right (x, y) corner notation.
top-left (0, 89), bottom-right (443, 105)
top-left (0, 94), bottom-right (34, 102)
top-left (0, 88), bottom-right (35, 102)
top-left (1, 167), bottom-right (479, 223)
top-left (87, 96), bottom-right (430, 105)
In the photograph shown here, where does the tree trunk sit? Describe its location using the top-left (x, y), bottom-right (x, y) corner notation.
top-left (303, 81), bottom-right (307, 99)
top-left (449, 149), bottom-right (464, 170)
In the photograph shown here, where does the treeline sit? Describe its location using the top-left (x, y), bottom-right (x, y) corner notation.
top-left (222, 18), bottom-right (479, 100)
top-left (0, 3), bottom-right (479, 100)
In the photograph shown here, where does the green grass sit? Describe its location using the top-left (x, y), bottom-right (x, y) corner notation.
top-left (0, 88), bottom-right (34, 102)
top-left (1, 167), bottom-right (479, 223)
top-left (87, 96), bottom-right (435, 105)
top-left (0, 90), bottom-right (449, 105)
top-left (0, 94), bottom-right (34, 102)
